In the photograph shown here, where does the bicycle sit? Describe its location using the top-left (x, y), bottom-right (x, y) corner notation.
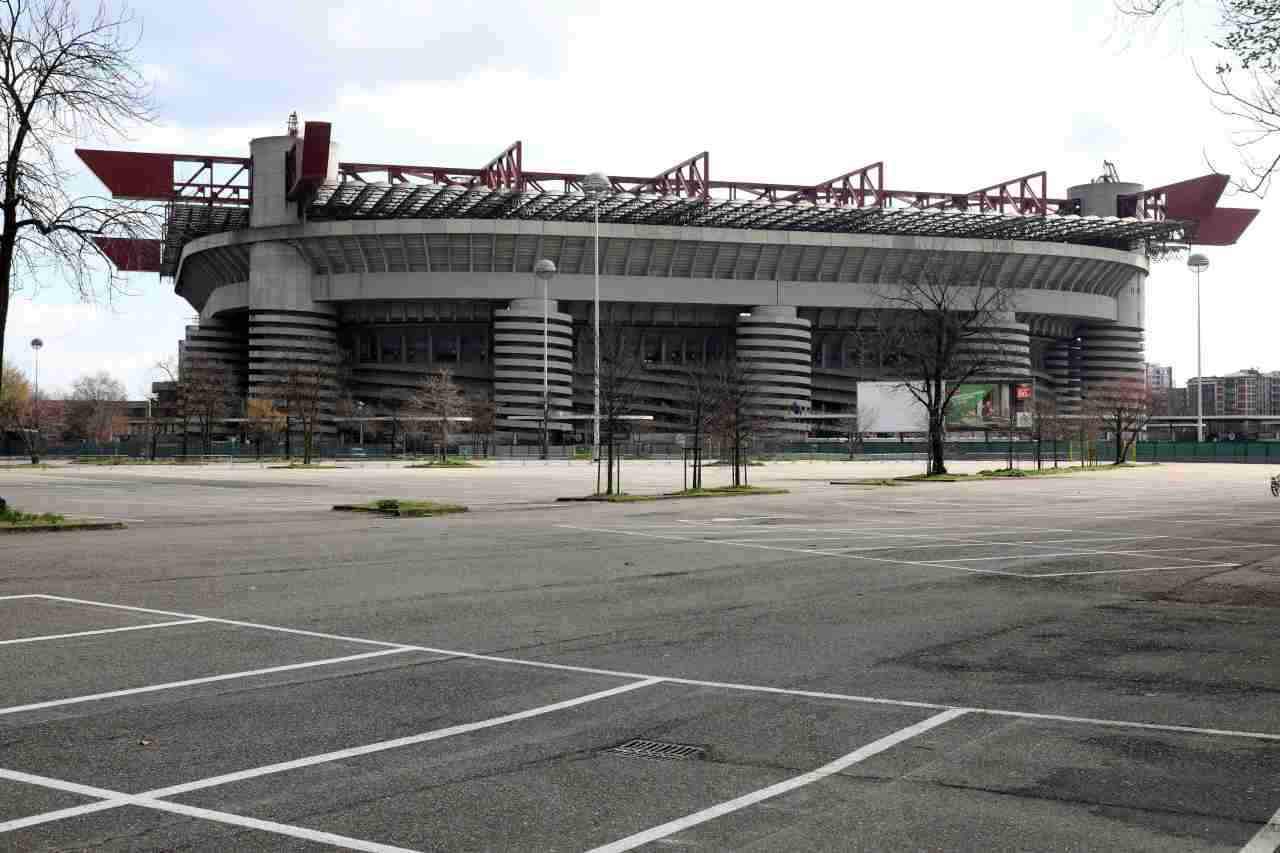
top-left (1271, 473), bottom-right (1280, 497)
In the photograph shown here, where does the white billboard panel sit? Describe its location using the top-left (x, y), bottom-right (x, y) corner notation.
top-left (856, 382), bottom-right (929, 433)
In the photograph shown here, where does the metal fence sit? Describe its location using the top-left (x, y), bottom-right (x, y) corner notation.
top-left (5, 438), bottom-right (1279, 465)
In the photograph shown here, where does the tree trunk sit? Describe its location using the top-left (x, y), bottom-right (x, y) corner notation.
top-left (606, 438), bottom-right (615, 494)
top-left (928, 417), bottom-right (946, 476)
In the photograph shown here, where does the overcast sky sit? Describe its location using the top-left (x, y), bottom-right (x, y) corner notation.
top-left (5, 0), bottom-right (1272, 397)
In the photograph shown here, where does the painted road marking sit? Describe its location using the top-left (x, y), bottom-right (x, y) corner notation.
top-left (28, 595), bottom-right (1280, 743)
top-left (1240, 802), bottom-right (1280, 852)
top-left (144, 678), bottom-right (664, 798)
top-left (0, 648), bottom-right (414, 716)
top-left (0, 767), bottom-right (425, 852)
top-left (0, 619), bottom-right (207, 646)
top-left (585, 708), bottom-right (970, 852)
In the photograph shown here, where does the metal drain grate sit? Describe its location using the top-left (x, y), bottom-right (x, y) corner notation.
top-left (609, 739), bottom-right (706, 761)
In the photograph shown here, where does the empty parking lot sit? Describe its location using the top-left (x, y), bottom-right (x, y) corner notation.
top-left (0, 460), bottom-right (1278, 851)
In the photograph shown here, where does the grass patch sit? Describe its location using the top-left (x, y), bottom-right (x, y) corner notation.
top-left (333, 498), bottom-right (468, 517)
top-left (834, 463), bottom-right (1156, 486)
top-left (406, 458), bottom-right (480, 468)
top-left (1, 505), bottom-right (65, 525)
top-left (558, 485), bottom-right (789, 503)
top-left (269, 463), bottom-right (346, 470)
top-left (665, 485), bottom-right (788, 497)
top-left (76, 457), bottom-right (209, 466)
top-left (0, 502), bottom-right (123, 533)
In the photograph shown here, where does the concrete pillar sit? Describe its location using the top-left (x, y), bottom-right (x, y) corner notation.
top-left (1045, 338), bottom-right (1082, 415)
top-left (1080, 272), bottom-right (1145, 394)
top-left (493, 297), bottom-right (575, 435)
top-left (736, 305), bottom-right (811, 434)
top-left (955, 312), bottom-right (1031, 382)
top-left (245, 135), bottom-right (340, 420)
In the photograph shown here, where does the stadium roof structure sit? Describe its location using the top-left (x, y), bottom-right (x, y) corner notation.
top-left (77, 131), bottom-right (1259, 277)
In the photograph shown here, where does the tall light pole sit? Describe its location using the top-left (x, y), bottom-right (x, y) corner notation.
top-left (534, 258), bottom-right (557, 460)
top-left (29, 338), bottom-right (42, 436)
top-left (1188, 252), bottom-right (1209, 443)
top-left (583, 172), bottom-right (610, 467)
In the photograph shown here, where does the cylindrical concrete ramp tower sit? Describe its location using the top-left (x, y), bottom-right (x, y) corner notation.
top-left (1080, 271), bottom-right (1145, 394)
top-left (246, 135), bottom-right (340, 419)
top-left (493, 297), bottom-right (575, 435)
top-left (955, 313), bottom-right (1031, 382)
top-left (1045, 338), bottom-right (1082, 415)
top-left (736, 306), bottom-right (812, 433)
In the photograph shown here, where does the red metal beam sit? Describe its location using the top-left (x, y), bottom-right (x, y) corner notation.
top-left (629, 151), bottom-right (710, 200)
top-left (93, 236), bottom-right (161, 272)
top-left (77, 149), bottom-right (252, 204)
top-left (1119, 174), bottom-right (1258, 244)
top-left (286, 121), bottom-right (332, 201)
top-left (929, 171), bottom-right (1048, 215)
top-left (780, 162), bottom-right (885, 207)
top-left (470, 140), bottom-right (523, 191)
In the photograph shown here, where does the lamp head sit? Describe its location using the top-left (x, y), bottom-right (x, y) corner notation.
top-left (29, 338), bottom-right (42, 350)
top-left (583, 172), bottom-right (610, 197)
top-left (1187, 252), bottom-right (1210, 272)
top-left (534, 258), bottom-right (557, 280)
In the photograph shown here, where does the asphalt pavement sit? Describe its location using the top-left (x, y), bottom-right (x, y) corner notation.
top-left (0, 459), bottom-right (1277, 851)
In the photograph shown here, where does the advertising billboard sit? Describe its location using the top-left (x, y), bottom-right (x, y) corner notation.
top-left (944, 384), bottom-right (1003, 429)
top-left (856, 382), bottom-right (929, 433)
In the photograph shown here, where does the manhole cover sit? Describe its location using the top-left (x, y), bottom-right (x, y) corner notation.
top-left (609, 739), bottom-right (706, 761)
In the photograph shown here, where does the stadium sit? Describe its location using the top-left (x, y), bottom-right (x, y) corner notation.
top-left (79, 119), bottom-right (1257, 442)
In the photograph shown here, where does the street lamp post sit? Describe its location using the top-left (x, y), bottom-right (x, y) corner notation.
top-left (534, 258), bottom-right (557, 460)
top-left (29, 338), bottom-right (43, 448)
top-left (1187, 253), bottom-right (1209, 443)
top-left (356, 401), bottom-right (366, 446)
top-left (583, 172), bottom-right (610, 472)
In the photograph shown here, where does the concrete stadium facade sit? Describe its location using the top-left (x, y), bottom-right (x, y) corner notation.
top-left (82, 126), bottom-right (1246, 442)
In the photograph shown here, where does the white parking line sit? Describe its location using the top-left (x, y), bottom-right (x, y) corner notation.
top-left (144, 678), bottom-right (663, 798)
top-left (26, 595), bottom-right (1280, 743)
top-left (1241, 802), bottom-right (1280, 852)
top-left (0, 619), bottom-right (207, 646)
top-left (0, 767), bottom-right (424, 852)
top-left (925, 548), bottom-right (1231, 564)
top-left (0, 648), bottom-right (414, 716)
top-left (585, 708), bottom-right (969, 852)
top-left (1023, 562), bottom-right (1241, 578)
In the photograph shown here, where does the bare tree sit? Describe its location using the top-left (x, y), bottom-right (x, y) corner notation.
top-left (870, 257), bottom-right (1016, 476)
top-left (707, 357), bottom-right (769, 488)
top-left (463, 398), bottom-right (496, 457)
top-left (674, 361), bottom-right (718, 490)
top-left (1084, 381), bottom-right (1154, 465)
top-left (838, 401), bottom-right (881, 459)
top-left (155, 355), bottom-right (231, 456)
top-left (243, 397), bottom-right (283, 459)
top-left (154, 358), bottom-right (192, 457)
top-left (408, 368), bottom-right (468, 462)
top-left (1118, 0), bottom-right (1280, 194)
top-left (588, 324), bottom-right (644, 495)
top-left (272, 365), bottom-right (330, 465)
top-left (65, 369), bottom-right (125, 443)
top-left (0, 1), bottom-right (158, 402)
